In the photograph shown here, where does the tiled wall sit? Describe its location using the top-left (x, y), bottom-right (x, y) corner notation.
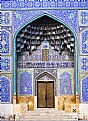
top-left (57, 68), bottom-right (74, 96)
top-left (1, 11), bottom-right (13, 103)
top-left (78, 10), bottom-right (88, 103)
top-left (1, 0), bottom-right (88, 9)
top-left (1, 0), bottom-right (88, 103)
top-left (17, 69), bottom-right (33, 95)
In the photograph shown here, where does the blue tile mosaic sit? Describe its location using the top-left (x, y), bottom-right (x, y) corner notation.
top-left (0, 76), bottom-right (11, 103)
top-left (1, 30), bottom-right (11, 54)
top-left (19, 71), bottom-right (32, 95)
top-left (13, 10), bottom-right (78, 34)
top-left (1, 1), bottom-right (86, 97)
top-left (60, 72), bottom-right (72, 95)
top-left (1, 11), bottom-right (12, 26)
top-left (1, 0), bottom-right (88, 9)
top-left (82, 76), bottom-right (88, 102)
top-left (81, 11), bottom-right (88, 25)
top-left (81, 57), bottom-right (88, 72)
top-left (81, 30), bottom-right (88, 54)
top-left (1, 26), bottom-right (12, 33)
top-left (1, 56), bottom-right (12, 72)
top-left (1, 12), bottom-right (10, 24)
top-left (38, 74), bottom-right (54, 80)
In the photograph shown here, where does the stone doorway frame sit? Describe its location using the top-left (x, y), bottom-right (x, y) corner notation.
top-left (35, 72), bottom-right (56, 108)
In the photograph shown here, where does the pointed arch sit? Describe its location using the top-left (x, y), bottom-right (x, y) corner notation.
top-left (14, 13), bottom-right (78, 95)
top-left (35, 71), bottom-right (56, 81)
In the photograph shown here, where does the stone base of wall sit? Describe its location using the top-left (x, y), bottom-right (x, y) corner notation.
top-left (65, 103), bottom-right (79, 113)
top-left (0, 104), bottom-right (14, 119)
top-left (57, 95), bottom-right (76, 110)
top-left (78, 104), bottom-right (88, 120)
top-left (1, 96), bottom-right (88, 120)
top-left (16, 96), bottom-right (34, 111)
top-left (0, 103), bottom-right (88, 120)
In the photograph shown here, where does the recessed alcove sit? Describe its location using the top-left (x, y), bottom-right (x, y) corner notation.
top-left (16, 14), bottom-right (75, 109)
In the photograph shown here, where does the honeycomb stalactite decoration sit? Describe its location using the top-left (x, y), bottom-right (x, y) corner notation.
top-left (16, 15), bottom-right (75, 55)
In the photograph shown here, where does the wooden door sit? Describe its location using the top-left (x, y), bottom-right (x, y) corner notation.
top-left (46, 82), bottom-right (54, 107)
top-left (37, 81), bottom-right (54, 108)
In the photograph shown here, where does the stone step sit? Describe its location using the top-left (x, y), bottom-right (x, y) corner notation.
top-left (18, 119), bottom-right (78, 121)
top-left (28, 113), bottom-right (78, 116)
top-left (15, 109), bottom-right (78, 121)
top-left (28, 111), bottom-right (66, 115)
top-left (34, 109), bottom-right (65, 112)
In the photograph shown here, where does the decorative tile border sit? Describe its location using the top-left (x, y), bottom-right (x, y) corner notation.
top-left (1, 11), bottom-right (12, 26)
top-left (0, 76), bottom-right (11, 103)
top-left (80, 29), bottom-right (88, 55)
top-left (1, 56), bottom-right (12, 72)
top-left (78, 10), bottom-right (88, 26)
top-left (1, 0), bottom-right (88, 10)
top-left (60, 71), bottom-right (72, 95)
top-left (34, 69), bottom-right (57, 79)
top-left (1, 29), bottom-right (12, 55)
top-left (80, 56), bottom-right (88, 72)
top-left (17, 69), bottom-right (33, 95)
top-left (57, 68), bottom-right (74, 95)
top-left (81, 76), bottom-right (88, 102)
top-left (13, 10), bottom-right (78, 35)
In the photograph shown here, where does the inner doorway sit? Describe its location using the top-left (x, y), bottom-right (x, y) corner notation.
top-left (37, 81), bottom-right (55, 108)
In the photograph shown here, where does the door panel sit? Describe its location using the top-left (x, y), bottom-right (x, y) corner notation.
top-left (37, 81), bottom-right (54, 108)
top-left (47, 82), bottom-right (54, 108)
top-left (37, 82), bottom-right (46, 107)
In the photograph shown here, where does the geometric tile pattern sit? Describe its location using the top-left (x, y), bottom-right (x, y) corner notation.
top-left (13, 10), bottom-right (78, 34)
top-left (1, 26), bottom-right (12, 33)
top-left (19, 71), bottom-right (32, 95)
top-left (38, 74), bottom-right (54, 81)
top-left (16, 16), bottom-right (75, 54)
top-left (1, 30), bottom-right (11, 54)
top-left (0, 76), bottom-right (11, 103)
top-left (60, 71), bottom-right (72, 95)
top-left (81, 11), bottom-right (88, 25)
top-left (81, 57), bottom-right (88, 72)
top-left (82, 76), bottom-right (88, 102)
top-left (17, 43), bottom-right (74, 63)
top-left (1, 1), bottom-right (88, 9)
top-left (34, 69), bottom-right (57, 79)
top-left (1, 11), bottom-right (12, 26)
top-left (81, 30), bottom-right (88, 54)
top-left (1, 56), bottom-right (12, 72)
top-left (17, 46), bottom-right (42, 62)
top-left (78, 10), bottom-right (88, 26)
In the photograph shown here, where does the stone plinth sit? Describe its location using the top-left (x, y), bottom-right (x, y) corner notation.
top-left (71, 104), bottom-right (79, 113)
top-left (64, 103), bottom-right (71, 113)
top-left (0, 104), bottom-right (13, 117)
top-left (16, 96), bottom-right (34, 111)
top-left (13, 104), bottom-right (21, 115)
top-left (21, 103), bottom-right (27, 113)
